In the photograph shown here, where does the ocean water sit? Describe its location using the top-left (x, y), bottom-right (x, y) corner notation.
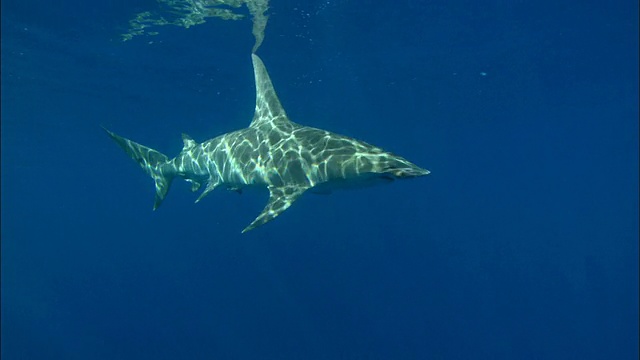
top-left (1, 0), bottom-right (638, 359)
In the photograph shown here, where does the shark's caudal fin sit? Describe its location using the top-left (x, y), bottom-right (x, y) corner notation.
top-left (103, 127), bottom-right (175, 210)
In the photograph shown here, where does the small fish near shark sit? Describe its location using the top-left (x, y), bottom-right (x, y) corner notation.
top-left (104, 54), bottom-right (429, 233)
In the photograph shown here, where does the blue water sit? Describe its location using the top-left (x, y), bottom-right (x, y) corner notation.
top-left (2, 0), bottom-right (638, 359)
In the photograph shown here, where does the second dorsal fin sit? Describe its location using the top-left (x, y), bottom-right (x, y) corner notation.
top-left (181, 133), bottom-right (197, 151)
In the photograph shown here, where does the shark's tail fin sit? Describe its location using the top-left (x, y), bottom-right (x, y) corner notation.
top-left (103, 127), bottom-right (175, 210)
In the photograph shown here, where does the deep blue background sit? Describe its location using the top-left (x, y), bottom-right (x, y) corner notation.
top-left (2, 0), bottom-right (638, 359)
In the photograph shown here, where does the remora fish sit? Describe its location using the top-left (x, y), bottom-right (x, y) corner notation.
top-left (104, 55), bottom-right (430, 233)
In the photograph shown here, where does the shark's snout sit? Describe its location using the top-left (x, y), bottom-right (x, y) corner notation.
top-left (381, 156), bottom-right (430, 179)
top-left (391, 166), bottom-right (430, 178)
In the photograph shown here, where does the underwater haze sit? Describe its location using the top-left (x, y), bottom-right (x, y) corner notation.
top-left (1, 0), bottom-right (638, 359)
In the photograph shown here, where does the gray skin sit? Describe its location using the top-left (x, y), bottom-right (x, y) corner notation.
top-left (105, 54), bottom-right (429, 233)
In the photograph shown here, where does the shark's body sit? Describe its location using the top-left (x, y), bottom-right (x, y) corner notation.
top-left (105, 54), bottom-right (429, 233)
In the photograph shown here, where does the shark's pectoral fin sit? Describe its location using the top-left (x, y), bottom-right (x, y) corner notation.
top-left (242, 185), bottom-right (308, 233)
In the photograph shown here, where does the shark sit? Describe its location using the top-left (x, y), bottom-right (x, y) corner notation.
top-left (104, 54), bottom-right (429, 233)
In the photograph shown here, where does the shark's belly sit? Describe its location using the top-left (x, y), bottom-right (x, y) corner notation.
top-left (310, 172), bottom-right (394, 193)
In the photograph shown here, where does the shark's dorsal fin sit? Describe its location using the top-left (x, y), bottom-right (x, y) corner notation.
top-left (250, 54), bottom-right (289, 127)
top-left (242, 185), bottom-right (308, 233)
top-left (182, 133), bottom-right (197, 151)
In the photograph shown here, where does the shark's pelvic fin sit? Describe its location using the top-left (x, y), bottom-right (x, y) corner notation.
top-left (242, 185), bottom-right (308, 233)
top-left (195, 180), bottom-right (219, 203)
top-left (103, 127), bottom-right (175, 210)
top-left (249, 54), bottom-right (288, 127)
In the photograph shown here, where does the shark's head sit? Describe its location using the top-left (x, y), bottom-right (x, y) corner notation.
top-left (373, 153), bottom-right (430, 180)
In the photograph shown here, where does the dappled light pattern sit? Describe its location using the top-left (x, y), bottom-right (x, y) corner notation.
top-left (105, 55), bottom-right (429, 233)
top-left (122, 0), bottom-right (269, 52)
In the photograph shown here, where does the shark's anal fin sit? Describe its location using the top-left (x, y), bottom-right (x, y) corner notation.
top-left (186, 179), bottom-right (202, 192)
top-left (242, 185), bottom-right (308, 233)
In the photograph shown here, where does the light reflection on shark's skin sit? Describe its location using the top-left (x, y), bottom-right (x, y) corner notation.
top-left (104, 54), bottom-right (430, 233)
